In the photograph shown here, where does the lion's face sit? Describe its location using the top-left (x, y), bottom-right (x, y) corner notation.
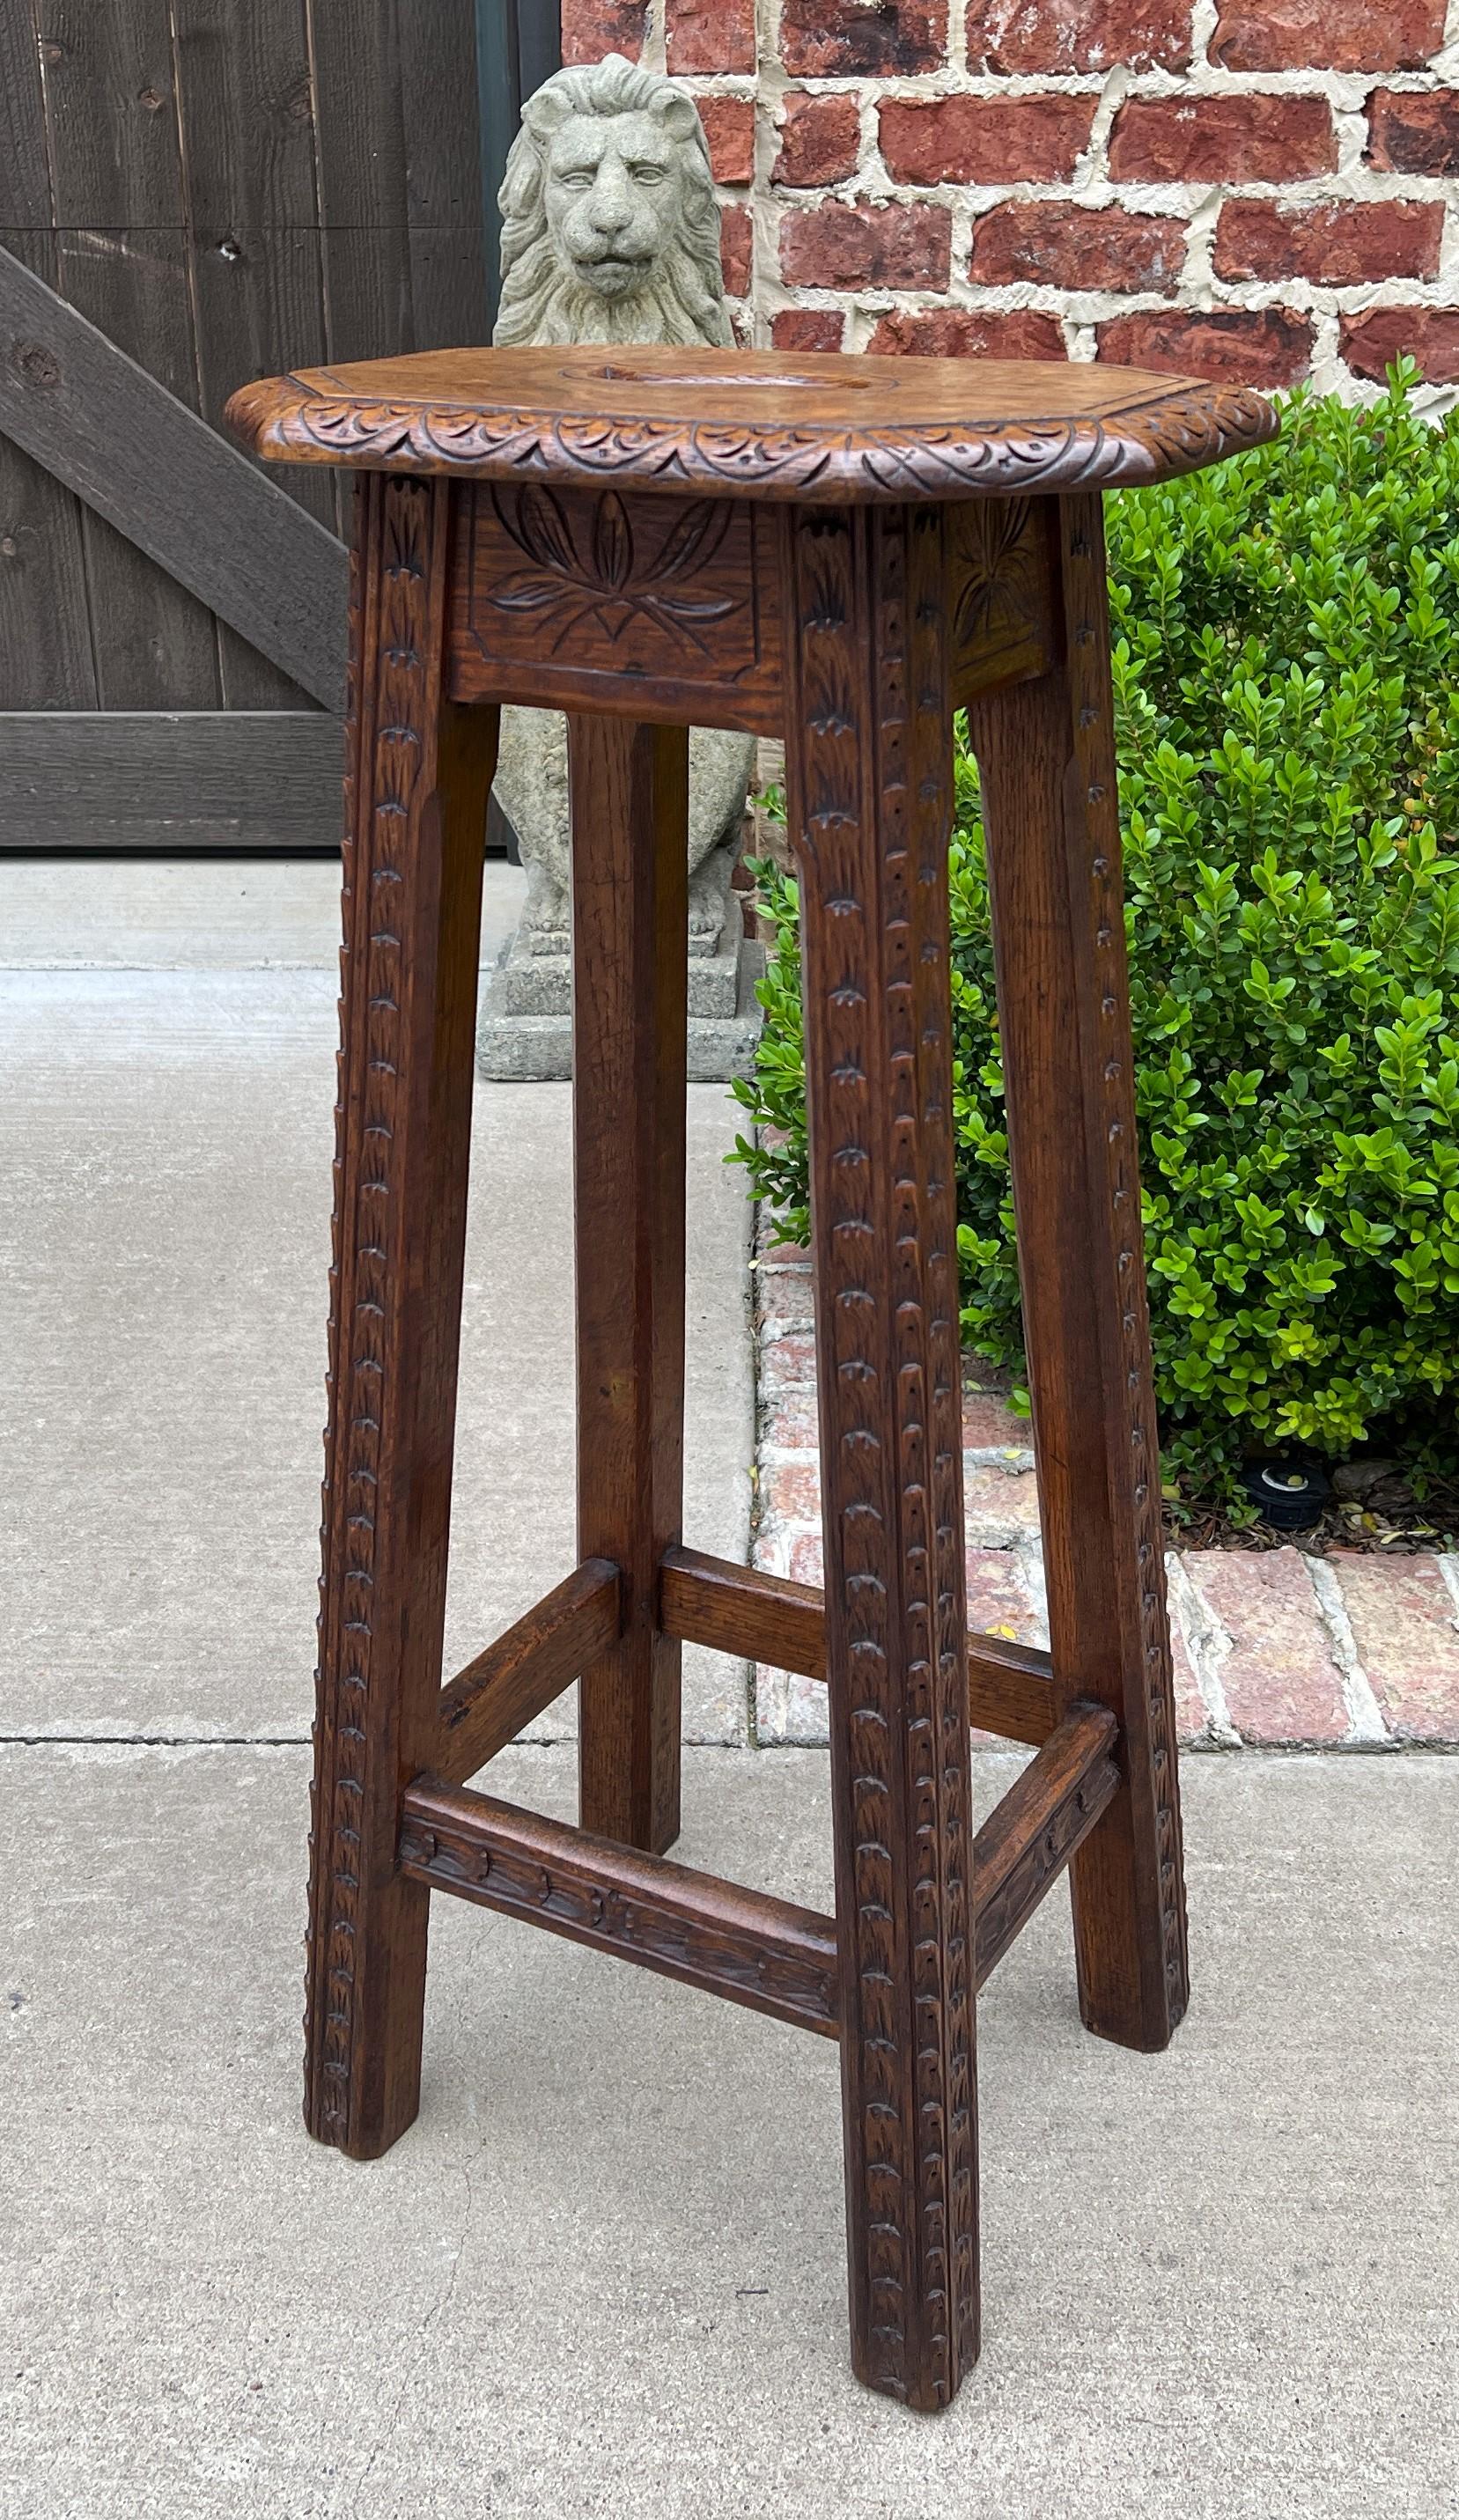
top-left (542, 111), bottom-right (685, 306)
top-left (495, 59), bottom-right (731, 350)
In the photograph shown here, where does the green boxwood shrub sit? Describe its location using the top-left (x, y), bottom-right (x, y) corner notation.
top-left (733, 363), bottom-right (1459, 1512)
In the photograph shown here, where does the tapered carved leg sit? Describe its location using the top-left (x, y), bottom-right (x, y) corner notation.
top-left (569, 715), bottom-right (689, 1857)
top-left (305, 475), bottom-right (498, 2158)
top-left (785, 504), bottom-right (978, 2411)
top-left (969, 491), bottom-right (1190, 2054)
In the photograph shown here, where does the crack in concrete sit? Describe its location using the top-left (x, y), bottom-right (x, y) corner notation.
top-left (0, 1733), bottom-right (313, 1749)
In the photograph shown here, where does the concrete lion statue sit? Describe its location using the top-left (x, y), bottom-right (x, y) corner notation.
top-left (489, 53), bottom-right (754, 956)
top-left (495, 51), bottom-right (733, 352)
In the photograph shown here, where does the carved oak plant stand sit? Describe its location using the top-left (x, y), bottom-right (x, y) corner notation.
top-left (229, 345), bottom-right (1274, 2413)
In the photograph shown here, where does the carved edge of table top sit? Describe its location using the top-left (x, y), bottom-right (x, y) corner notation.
top-left (227, 372), bottom-right (1278, 502)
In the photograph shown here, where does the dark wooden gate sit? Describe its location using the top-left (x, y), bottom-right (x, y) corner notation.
top-left (0, 0), bottom-right (558, 849)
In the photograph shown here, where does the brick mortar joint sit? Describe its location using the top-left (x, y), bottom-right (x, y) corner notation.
top-left (1165, 1548), bottom-right (1241, 1746)
top-left (763, 175), bottom-right (1459, 203)
top-left (1304, 1555), bottom-right (1393, 1746)
top-left (704, 69), bottom-right (1457, 103)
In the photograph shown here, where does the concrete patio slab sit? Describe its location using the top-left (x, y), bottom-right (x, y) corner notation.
top-left (5, 855), bottom-right (1457, 2514)
top-left (1, 867), bottom-right (753, 1746)
top-left (0, 853), bottom-right (528, 970)
top-left (3, 1741), bottom-right (1455, 2518)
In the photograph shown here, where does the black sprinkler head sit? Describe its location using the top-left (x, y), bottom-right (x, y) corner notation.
top-left (1241, 1458), bottom-right (1331, 1531)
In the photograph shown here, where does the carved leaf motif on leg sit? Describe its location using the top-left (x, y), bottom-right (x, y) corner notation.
top-left (310, 476), bottom-right (441, 2145)
top-left (786, 499), bottom-right (977, 2412)
top-left (306, 475), bottom-right (495, 2160)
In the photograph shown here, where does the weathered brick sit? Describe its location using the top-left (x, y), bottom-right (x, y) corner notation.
top-left (1342, 306), bottom-right (1459, 385)
top-left (790, 1537), bottom-right (1050, 1628)
top-left (772, 306), bottom-right (847, 350)
top-left (759, 1330), bottom-right (818, 1391)
top-left (969, 201), bottom-right (1187, 292)
top-left (1211, 0), bottom-right (1443, 70)
top-left (962, 1382), bottom-right (1031, 1452)
top-left (869, 305), bottom-right (1066, 358)
top-left (781, 0), bottom-right (947, 76)
top-left (1368, 85), bottom-right (1459, 174)
top-left (765, 1528), bottom-right (1204, 1750)
top-left (1329, 1554), bottom-right (1459, 1745)
top-left (773, 91), bottom-right (863, 188)
top-left (1166, 1601), bottom-right (1210, 1747)
top-left (788, 1529), bottom-right (825, 1588)
top-left (763, 1382), bottom-right (822, 1448)
top-left (966, 1549), bottom-right (1043, 1743)
top-left (719, 203), bottom-right (754, 297)
top-left (964, 1464), bottom-right (1042, 1538)
top-left (1185, 1547), bottom-right (1350, 1744)
top-left (965, 1546), bottom-right (1041, 1640)
top-left (1099, 306), bottom-right (1315, 388)
top-left (1108, 92), bottom-right (1335, 182)
top-left (752, 1654), bottom-right (829, 1742)
top-left (881, 92), bottom-right (1094, 184)
top-left (755, 1252), bottom-right (815, 1323)
top-left (666, 0), bottom-right (756, 72)
top-left (560, 0), bottom-right (646, 63)
top-left (966, 0), bottom-right (1191, 72)
top-left (779, 198), bottom-right (951, 291)
top-left (1214, 197), bottom-right (1442, 284)
top-left (693, 93), bottom-right (756, 188)
top-left (760, 1456), bottom-right (825, 1528)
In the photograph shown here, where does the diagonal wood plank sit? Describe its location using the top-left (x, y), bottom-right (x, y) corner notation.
top-left (0, 240), bottom-right (346, 709)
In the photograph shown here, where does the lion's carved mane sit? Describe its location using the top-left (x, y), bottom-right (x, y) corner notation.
top-left (493, 53), bottom-right (732, 350)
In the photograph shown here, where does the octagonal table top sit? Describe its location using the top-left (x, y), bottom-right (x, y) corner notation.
top-left (227, 342), bottom-right (1278, 506)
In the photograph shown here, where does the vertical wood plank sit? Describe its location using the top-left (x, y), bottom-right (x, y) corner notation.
top-left (308, 0), bottom-right (487, 362)
top-left (0, 23), bottom-right (96, 707)
top-left (38, 0), bottom-right (187, 228)
top-left (0, 0), bottom-right (50, 227)
top-left (307, 0), bottom-right (412, 365)
top-left (173, 0), bottom-right (335, 697)
top-left (477, 0), bottom-right (560, 325)
top-left (785, 501), bottom-right (978, 2412)
top-left (0, 231), bottom-right (97, 708)
top-left (513, 0), bottom-right (563, 127)
top-left (569, 712), bottom-right (689, 1859)
top-left (35, 0), bottom-right (221, 705)
top-left (50, 235), bottom-right (222, 707)
top-left (0, 434), bottom-right (97, 706)
top-left (305, 475), bottom-right (497, 2157)
top-left (969, 491), bottom-right (1190, 2054)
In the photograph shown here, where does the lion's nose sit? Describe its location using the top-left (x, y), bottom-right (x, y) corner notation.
top-left (587, 170), bottom-right (632, 235)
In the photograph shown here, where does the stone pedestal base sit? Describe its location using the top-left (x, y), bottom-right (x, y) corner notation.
top-left (476, 926), bottom-right (764, 1082)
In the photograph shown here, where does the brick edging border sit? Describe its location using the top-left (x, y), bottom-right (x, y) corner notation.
top-left (749, 1228), bottom-right (1459, 1750)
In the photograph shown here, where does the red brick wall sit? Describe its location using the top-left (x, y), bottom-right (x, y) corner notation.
top-left (559, 0), bottom-right (1459, 390)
